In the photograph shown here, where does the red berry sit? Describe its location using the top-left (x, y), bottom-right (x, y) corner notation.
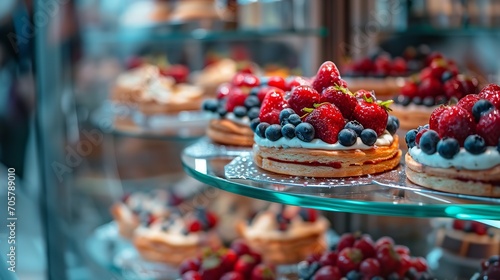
top-left (337, 233), bottom-right (356, 252)
top-left (461, 77), bottom-right (479, 95)
top-left (436, 106), bottom-right (476, 146)
top-left (319, 251), bottom-right (338, 266)
top-left (394, 245), bottom-right (410, 256)
top-left (288, 85), bottom-right (321, 115)
top-left (161, 64), bottom-right (189, 83)
top-left (304, 103), bottom-right (346, 144)
top-left (374, 56), bottom-right (391, 75)
top-left (180, 258), bottom-right (201, 275)
top-left (457, 94), bottom-right (481, 115)
top-left (337, 247), bottom-right (363, 275)
top-left (182, 271), bottom-right (202, 280)
top-left (411, 257), bottom-right (428, 272)
top-left (200, 256), bottom-right (224, 280)
top-left (256, 86), bottom-right (279, 103)
top-left (391, 57), bottom-right (407, 74)
top-left (216, 83), bottom-right (232, 99)
top-left (425, 52), bottom-right (444, 66)
top-left (359, 258), bottom-right (381, 278)
top-left (419, 67), bottom-right (433, 81)
top-left (312, 61), bottom-right (344, 93)
top-left (429, 105), bottom-right (448, 131)
top-left (220, 249), bottom-right (239, 272)
top-left (375, 236), bottom-right (395, 250)
top-left (355, 89), bottom-right (376, 101)
top-left (397, 254), bottom-right (412, 276)
top-left (479, 84), bottom-right (500, 109)
top-left (376, 244), bottom-right (401, 277)
top-left (452, 219), bottom-right (465, 230)
top-left (258, 89), bottom-right (288, 124)
top-left (206, 212), bottom-right (218, 228)
top-left (266, 76), bottom-right (286, 90)
top-left (320, 86), bottom-right (358, 119)
top-left (232, 73), bottom-right (260, 88)
top-left (400, 81), bottom-right (419, 98)
top-left (418, 77), bottom-right (444, 97)
top-left (477, 109), bottom-right (500, 146)
top-left (352, 99), bottom-right (390, 136)
top-left (415, 128), bottom-right (428, 146)
top-left (312, 265), bottom-right (342, 280)
top-left (249, 251), bottom-right (262, 265)
top-left (354, 235), bottom-right (376, 259)
top-left (188, 220), bottom-right (203, 232)
top-left (429, 59), bottom-right (448, 79)
top-left (231, 240), bottom-right (252, 256)
top-left (221, 272), bottom-right (244, 280)
top-left (226, 88), bottom-right (248, 112)
top-left (250, 263), bottom-right (275, 280)
top-left (473, 222), bottom-right (489, 236)
top-left (443, 78), bottom-right (466, 99)
top-left (126, 57), bottom-right (144, 69)
top-left (234, 254), bottom-right (258, 278)
top-left (306, 252), bottom-right (322, 264)
top-left (285, 76), bottom-right (311, 91)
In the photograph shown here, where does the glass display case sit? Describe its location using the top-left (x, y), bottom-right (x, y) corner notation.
top-left (31, 0), bottom-right (500, 279)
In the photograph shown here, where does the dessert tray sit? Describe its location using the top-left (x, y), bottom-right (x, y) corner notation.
top-left (182, 138), bottom-right (500, 220)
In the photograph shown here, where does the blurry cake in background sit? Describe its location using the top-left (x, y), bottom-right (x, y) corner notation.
top-left (170, 0), bottom-right (219, 22)
top-left (471, 255), bottom-right (500, 279)
top-left (193, 58), bottom-right (239, 97)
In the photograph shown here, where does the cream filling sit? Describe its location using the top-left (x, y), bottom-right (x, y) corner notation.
top-left (135, 218), bottom-right (201, 245)
top-left (409, 146), bottom-right (500, 170)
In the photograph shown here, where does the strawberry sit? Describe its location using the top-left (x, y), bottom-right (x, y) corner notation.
top-left (320, 86), bottom-right (357, 119)
top-left (312, 266), bottom-right (342, 280)
top-left (180, 258), bottom-right (201, 275)
top-left (230, 240), bottom-right (252, 256)
top-left (312, 61), bottom-right (345, 93)
top-left (266, 76), bottom-right (286, 90)
top-left (319, 251), bottom-right (338, 266)
top-left (352, 99), bottom-right (391, 136)
top-left (234, 254), bottom-right (258, 279)
top-left (376, 244), bottom-right (400, 277)
top-left (418, 77), bottom-right (444, 97)
top-left (226, 87), bottom-right (247, 112)
top-left (397, 254), bottom-right (412, 277)
top-left (288, 85), bottom-right (321, 115)
top-left (394, 245), bottom-right (410, 256)
top-left (258, 89), bottom-right (288, 124)
top-left (425, 52), bottom-right (444, 66)
top-left (220, 249), bottom-right (239, 272)
top-left (461, 76), bottom-right (479, 95)
top-left (187, 219), bottom-right (203, 232)
top-left (160, 64), bottom-right (189, 83)
top-left (354, 89), bottom-right (376, 101)
top-left (359, 258), bottom-right (381, 279)
top-left (400, 81), bottom-right (419, 98)
top-left (391, 57), bottom-right (407, 74)
top-left (256, 86), bottom-right (279, 103)
top-left (410, 257), bottom-right (428, 272)
top-left (457, 94), bottom-right (481, 115)
top-left (479, 84), bottom-right (500, 109)
top-left (337, 233), bottom-right (356, 253)
top-left (429, 105), bottom-right (448, 130)
top-left (250, 264), bottom-right (275, 280)
top-left (182, 271), bottom-right (202, 280)
top-left (374, 55), bottom-right (391, 75)
top-left (419, 67), bottom-right (433, 81)
top-left (337, 247), bottom-right (363, 275)
top-left (476, 109), bottom-right (500, 146)
top-left (429, 58), bottom-right (448, 79)
top-left (443, 78), bottom-right (466, 99)
top-left (375, 236), bottom-right (395, 250)
top-left (200, 256), bottom-right (224, 280)
top-left (304, 103), bottom-right (345, 144)
top-left (232, 73), bottom-right (260, 88)
top-left (221, 272), bottom-right (245, 280)
top-left (353, 235), bottom-right (376, 259)
top-left (436, 106), bottom-right (476, 146)
top-left (285, 76), bottom-right (311, 91)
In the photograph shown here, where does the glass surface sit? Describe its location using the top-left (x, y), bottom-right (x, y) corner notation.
top-left (182, 138), bottom-right (500, 220)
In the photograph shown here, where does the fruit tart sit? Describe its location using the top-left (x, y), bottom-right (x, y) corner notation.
top-left (133, 207), bottom-right (221, 266)
top-left (236, 204), bottom-right (329, 265)
top-left (404, 85), bottom-right (500, 197)
top-left (252, 61), bottom-right (402, 178)
top-left (297, 232), bottom-right (434, 280)
top-left (391, 57), bottom-right (479, 130)
top-left (110, 190), bottom-right (182, 239)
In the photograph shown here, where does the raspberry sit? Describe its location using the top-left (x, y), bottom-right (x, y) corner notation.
top-left (476, 109), bottom-right (500, 146)
top-left (436, 106), bottom-right (476, 146)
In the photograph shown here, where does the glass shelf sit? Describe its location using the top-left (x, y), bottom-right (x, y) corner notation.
top-left (181, 138), bottom-right (500, 220)
top-left (384, 25), bottom-right (500, 37)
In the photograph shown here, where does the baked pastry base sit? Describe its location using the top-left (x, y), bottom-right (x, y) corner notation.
top-left (137, 97), bottom-right (203, 116)
top-left (110, 204), bottom-right (139, 240)
top-left (391, 104), bottom-right (435, 130)
top-left (253, 136), bottom-right (401, 177)
top-left (405, 153), bottom-right (500, 197)
top-left (436, 228), bottom-right (500, 259)
top-left (207, 119), bottom-right (254, 147)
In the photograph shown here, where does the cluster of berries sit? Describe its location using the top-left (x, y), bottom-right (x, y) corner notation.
top-left (298, 233), bottom-right (433, 280)
top-left (343, 53), bottom-right (408, 78)
top-left (179, 240), bottom-right (274, 280)
top-left (126, 56), bottom-right (190, 83)
top-left (250, 61), bottom-right (398, 145)
top-left (477, 256), bottom-right (500, 279)
top-left (405, 84), bottom-right (500, 157)
top-left (185, 208), bottom-right (218, 233)
top-left (270, 206), bottom-right (318, 232)
top-left (394, 55), bottom-right (478, 107)
top-left (452, 220), bottom-right (491, 236)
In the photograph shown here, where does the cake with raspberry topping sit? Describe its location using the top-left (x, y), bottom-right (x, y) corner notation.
top-left (391, 57), bottom-right (479, 130)
top-left (252, 61), bottom-right (402, 178)
top-left (405, 86), bottom-right (500, 196)
top-left (237, 204), bottom-right (329, 265)
top-left (133, 207), bottom-right (221, 266)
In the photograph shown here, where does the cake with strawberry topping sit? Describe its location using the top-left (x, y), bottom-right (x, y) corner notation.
top-left (252, 61), bottom-right (402, 178)
top-left (391, 57), bottom-right (479, 130)
top-left (133, 207), bottom-right (221, 266)
top-left (236, 204), bottom-right (329, 265)
top-left (405, 85), bottom-right (500, 196)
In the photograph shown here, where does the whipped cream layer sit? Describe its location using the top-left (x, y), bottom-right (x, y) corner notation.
top-left (409, 146), bottom-right (500, 170)
top-left (254, 131), bottom-right (393, 150)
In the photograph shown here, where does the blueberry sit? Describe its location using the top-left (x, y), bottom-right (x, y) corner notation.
top-left (288, 113), bottom-right (302, 126)
top-left (345, 120), bottom-right (364, 136)
top-left (394, 95), bottom-right (411, 106)
top-left (441, 70), bottom-right (453, 82)
top-left (217, 107), bottom-right (227, 117)
top-left (281, 124), bottom-right (295, 139)
top-left (279, 108), bottom-right (296, 125)
top-left (472, 99), bottom-right (494, 122)
top-left (423, 96), bottom-right (435, 107)
top-left (295, 122), bottom-right (315, 142)
top-left (265, 124), bottom-right (282, 141)
top-left (233, 106), bottom-right (247, 118)
top-left (250, 86), bottom-right (259, 95)
top-left (405, 267), bottom-right (418, 279)
top-left (387, 272), bottom-right (400, 280)
top-left (339, 128), bottom-right (357, 146)
top-left (346, 270), bottom-right (361, 280)
top-left (256, 122), bottom-right (269, 138)
top-left (250, 118), bottom-right (260, 132)
top-left (420, 130), bottom-right (440, 154)
top-left (201, 99), bottom-right (218, 112)
top-left (437, 137), bottom-right (460, 159)
top-left (489, 255), bottom-right (500, 264)
top-left (259, 77), bottom-right (269, 86)
top-left (386, 116), bottom-right (399, 135)
top-left (406, 129), bottom-right (418, 148)
top-left (418, 273), bottom-right (437, 280)
top-left (244, 95), bottom-right (260, 109)
top-left (498, 138), bottom-right (500, 154)
top-left (371, 277), bottom-right (384, 280)
top-left (412, 96), bottom-right (423, 105)
top-left (297, 261), bottom-right (320, 280)
top-left (360, 129), bottom-right (378, 146)
top-left (464, 134), bottom-right (487, 154)
top-left (435, 95), bottom-right (448, 105)
top-left (247, 107), bottom-right (260, 120)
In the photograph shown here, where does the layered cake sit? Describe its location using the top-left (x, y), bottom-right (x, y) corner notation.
top-left (252, 61), bottom-right (402, 177)
top-left (133, 207), bottom-right (221, 265)
top-left (110, 190), bottom-right (181, 239)
top-left (237, 204), bottom-right (329, 265)
top-left (405, 85), bottom-right (500, 197)
top-left (391, 57), bottom-right (479, 130)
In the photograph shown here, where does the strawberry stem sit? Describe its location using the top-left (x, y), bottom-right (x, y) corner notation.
top-left (377, 99), bottom-right (394, 112)
top-left (334, 85), bottom-right (354, 96)
top-left (302, 107), bottom-right (314, 113)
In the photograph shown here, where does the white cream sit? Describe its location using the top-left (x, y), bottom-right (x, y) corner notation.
top-left (254, 131), bottom-right (393, 150)
top-left (135, 217), bottom-right (202, 245)
top-left (409, 146), bottom-right (500, 170)
top-left (226, 113), bottom-right (250, 125)
top-left (116, 65), bottom-right (158, 89)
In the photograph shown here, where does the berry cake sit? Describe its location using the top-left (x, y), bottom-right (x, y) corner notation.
top-left (436, 220), bottom-right (500, 260)
top-left (237, 204), bottom-right (329, 265)
top-left (297, 232), bottom-right (434, 280)
top-left (252, 61), bottom-right (402, 178)
top-left (405, 85), bottom-right (500, 197)
top-left (391, 57), bottom-right (479, 130)
top-left (110, 190), bottom-right (182, 239)
top-left (201, 73), bottom-right (303, 146)
top-left (133, 207), bottom-right (221, 266)
top-left (471, 256), bottom-right (500, 279)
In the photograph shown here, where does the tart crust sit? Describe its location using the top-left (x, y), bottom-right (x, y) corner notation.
top-left (206, 119), bottom-right (254, 146)
top-left (405, 153), bottom-right (500, 197)
top-left (253, 136), bottom-right (401, 177)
